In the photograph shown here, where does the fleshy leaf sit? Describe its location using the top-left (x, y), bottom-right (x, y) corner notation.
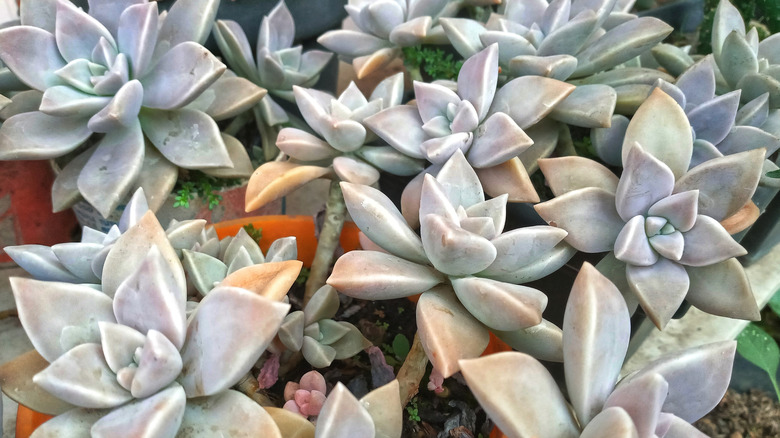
top-left (140, 108), bottom-right (232, 169)
top-left (315, 383), bottom-right (375, 438)
top-left (451, 276), bottom-right (546, 331)
top-left (341, 182), bottom-right (428, 264)
top-left (615, 144), bottom-right (675, 221)
top-left (34, 343), bottom-right (132, 409)
top-left (90, 384), bottom-right (186, 438)
top-left (417, 286), bottom-right (490, 378)
top-left (179, 390), bottom-right (282, 437)
top-left (579, 407), bottom-right (639, 438)
top-left (621, 341), bottom-right (736, 423)
top-left (685, 258), bottom-right (760, 320)
top-left (0, 111), bottom-right (91, 160)
top-left (674, 149), bottom-right (764, 221)
top-left (626, 258), bottom-right (689, 329)
top-left (11, 277), bottom-right (116, 363)
top-left (538, 156), bottom-right (619, 196)
top-left (459, 352), bottom-right (579, 438)
top-left (622, 88), bottom-right (692, 178)
top-left (245, 162), bottom-right (331, 211)
top-left (564, 263), bottom-right (630, 427)
top-left (328, 250), bottom-right (445, 300)
top-left (179, 287), bottom-right (290, 397)
top-left (420, 214), bottom-right (497, 276)
top-left (534, 187), bottom-right (622, 253)
top-left (0, 25), bottom-right (65, 90)
top-left (218, 260), bottom-right (303, 301)
top-left (102, 211), bottom-right (186, 298)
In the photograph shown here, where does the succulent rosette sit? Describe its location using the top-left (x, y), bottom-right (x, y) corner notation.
top-left (213, 0), bottom-right (333, 127)
top-left (4, 188), bottom-right (207, 285)
top-left (459, 263), bottom-right (735, 438)
top-left (245, 72), bottom-right (426, 211)
top-left (182, 225), bottom-right (298, 296)
top-left (593, 55), bottom-right (780, 169)
top-left (442, 0), bottom-right (671, 80)
top-left (364, 44), bottom-right (576, 225)
top-left (535, 88), bottom-right (763, 329)
top-left (0, 0), bottom-right (266, 217)
top-left (9, 206), bottom-right (302, 436)
top-left (277, 285), bottom-right (372, 368)
top-left (435, 0), bottom-right (672, 130)
top-left (318, 0), bottom-right (473, 79)
top-left (327, 150), bottom-right (576, 378)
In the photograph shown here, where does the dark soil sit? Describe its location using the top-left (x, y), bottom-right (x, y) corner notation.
top-left (695, 389), bottom-right (780, 437)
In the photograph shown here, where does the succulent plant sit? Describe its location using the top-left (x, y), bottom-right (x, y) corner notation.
top-left (535, 88), bottom-right (763, 329)
top-left (459, 262), bottom-right (735, 438)
top-left (245, 72), bottom-right (425, 212)
top-left (182, 225), bottom-right (298, 296)
top-left (4, 188), bottom-right (206, 285)
top-left (9, 206), bottom-right (302, 436)
top-left (318, 0), bottom-right (477, 79)
top-left (283, 370), bottom-right (327, 419)
top-left (441, 0), bottom-right (672, 81)
top-left (327, 150), bottom-right (576, 378)
top-left (0, 0), bottom-right (266, 217)
top-left (277, 285), bottom-right (372, 368)
top-left (213, 0), bottom-right (333, 134)
top-left (364, 44), bottom-right (576, 225)
top-left (593, 55), bottom-right (780, 168)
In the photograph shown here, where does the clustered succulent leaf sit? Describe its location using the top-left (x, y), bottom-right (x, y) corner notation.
top-left (245, 72), bottom-right (426, 211)
top-left (10, 206), bottom-right (300, 436)
top-left (364, 44), bottom-right (577, 225)
top-left (459, 263), bottom-right (735, 438)
top-left (0, 0), bottom-right (265, 217)
top-left (441, 0), bottom-right (672, 81)
top-left (213, 0), bottom-right (333, 127)
top-left (278, 285), bottom-right (372, 368)
top-left (535, 89), bottom-right (763, 329)
top-left (318, 0), bottom-right (476, 79)
top-left (328, 151), bottom-right (576, 377)
top-left (594, 54), bottom-right (780, 169)
top-left (182, 225), bottom-right (298, 296)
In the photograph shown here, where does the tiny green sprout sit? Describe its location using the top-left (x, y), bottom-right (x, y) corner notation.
top-left (295, 267), bottom-right (311, 286)
top-left (397, 307), bottom-right (405, 315)
top-left (407, 397), bottom-right (421, 422)
top-left (242, 224), bottom-right (263, 244)
top-left (375, 320), bottom-right (389, 330)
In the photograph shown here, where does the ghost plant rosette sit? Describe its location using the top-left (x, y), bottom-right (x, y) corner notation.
top-left (460, 263), bottom-right (736, 438)
top-left (245, 71), bottom-right (423, 211)
top-left (364, 43), bottom-right (575, 225)
top-left (535, 88), bottom-right (763, 329)
top-left (318, 0), bottom-right (479, 79)
top-left (9, 206), bottom-right (302, 436)
top-left (0, 0), bottom-right (265, 217)
top-left (327, 151), bottom-right (576, 377)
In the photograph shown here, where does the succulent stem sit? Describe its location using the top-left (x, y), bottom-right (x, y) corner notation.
top-left (396, 332), bottom-right (429, 407)
top-left (304, 179), bottom-right (347, 305)
top-left (407, 65), bottom-right (424, 82)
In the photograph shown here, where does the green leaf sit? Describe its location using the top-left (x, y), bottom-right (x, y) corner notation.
top-left (737, 322), bottom-right (780, 400)
top-left (766, 169), bottom-right (780, 178)
top-left (391, 334), bottom-right (410, 360)
top-left (770, 289), bottom-right (780, 317)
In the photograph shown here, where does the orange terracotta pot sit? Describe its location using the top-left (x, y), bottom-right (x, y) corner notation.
top-left (0, 161), bottom-right (77, 265)
top-left (15, 405), bottom-right (52, 438)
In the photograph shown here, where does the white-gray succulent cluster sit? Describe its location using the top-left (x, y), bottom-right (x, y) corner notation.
top-left (0, 0), bottom-right (265, 217)
top-left (213, 0), bottom-right (333, 127)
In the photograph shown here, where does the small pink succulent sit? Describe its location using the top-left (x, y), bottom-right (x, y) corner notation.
top-left (283, 370), bottom-right (328, 419)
